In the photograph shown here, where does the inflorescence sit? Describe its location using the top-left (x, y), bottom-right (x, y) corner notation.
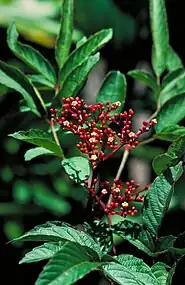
top-left (85, 178), bottom-right (150, 217)
top-left (51, 97), bottom-right (157, 168)
top-left (50, 97), bottom-right (157, 217)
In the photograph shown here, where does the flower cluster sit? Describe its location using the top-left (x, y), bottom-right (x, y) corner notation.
top-left (51, 97), bottom-right (157, 168)
top-left (85, 178), bottom-right (149, 217)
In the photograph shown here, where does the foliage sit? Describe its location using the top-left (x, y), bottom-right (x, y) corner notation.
top-left (1, 0), bottom-right (185, 284)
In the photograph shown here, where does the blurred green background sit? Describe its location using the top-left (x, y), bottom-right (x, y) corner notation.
top-left (1, 0), bottom-right (185, 284)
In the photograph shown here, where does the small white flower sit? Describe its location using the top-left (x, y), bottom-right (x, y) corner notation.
top-left (108, 136), bottom-right (114, 143)
top-left (89, 137), bottom-right (96, 143)
top-left (128, 132), bottom-right (135, 138)
top-left (71, 100), bottom-right (78, 106)
top-left (113, 187), bottom-right (120, 193)
top-left (90, 154), bottom-right (98, 161)
top-left (151, 119), bottom-right (157, 124)
top-left (91, 132), bottom-right (97, 137)
top-left (63, 120), bottom-right (70, 126)
top-left (113, 101), bottom-right (121, 107)
top-left (122, 201), bottom-right (129, 207)
top-left (101, 189), bottom-right (108, 195)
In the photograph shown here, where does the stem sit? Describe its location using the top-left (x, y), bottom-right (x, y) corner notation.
top-left (147, 109), bottom-right (159, 121)
top-left (115, 149), bottom-right (130, 181)
top-left (108, 214), bottom-right (117, 255)
top-left (103, 144), bottom-right (123, 161)
top-left (157, 76), bottom-right (160, 87)
top-left (148, 76), bottom-right (161, 121)
top-left (139, 137), bottom-right (156, 146)
top-left (106, 149), bottom-right (130, 255)
top-left (50, 119), bottom-right (61, 148)
top-left (107, 148), bottom-right (130, 206)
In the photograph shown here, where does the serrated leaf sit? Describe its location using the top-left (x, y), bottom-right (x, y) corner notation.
top-left (24, 147), bottom-right (57, 161)
top-left (13, 221), bottom-right (102, 258)
top-left (28, 75), bottom-right (54, 89)
top-left (127, 69), bottom-right (158, 92)
top-left (155, 94), bottom-right (185, 132)
top-left (112, 220), bottom-right (155, 256)
top-left (151, 262), bottom-right (169, 285)
top-left (143, 162), bottom-right (183, 237)
top-left (84, 221), bottom-right (112, 255)
top-left (115, 254), bottom-right (157, 285)
top-left (103, 262), bottom-right (143, 285)
top-left (59, 29), bottom-right (113, 85)
top-left (9, 129), bottom-right (63, 158)
top-left (155, 235), bottom-right (176, 252)
top-left (35, 242), bottom-right (102, 285)
top-left (55, 0), bottom-right (74, 69)
top-left (103, 260), bottom-right (157, 285)
top-left (152, 153), bottom-right (177, 175)
top-left (7, 23), bottom-right (56, 83)
top-left (19, 241), bottom-right (66, 264)
top-left (150, 0), bottom-right (169, 76)
top-left (0, 61), bottom-right (46, 117)
top-left (58, 53), bottom-right (100, 99)
top-left (168, 134), bottom-right (185, 158)
top-left (155, 125), bottom-right (185, 141)
top-left (160, 68), bottom-right (185, 106)
top-left (167, 46), bottom-right (183, 71)
top-left (96, 71), bottom-right (126, 114)
top-left (62, 156), bottom-right (90, 185)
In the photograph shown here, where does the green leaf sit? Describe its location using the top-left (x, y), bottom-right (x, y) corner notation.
top-left (155, 94), bottom-right (185, 131)
top-left (13, 221), bottom-right (102, 258)
top-left (115, 255), bottom-right (158, 285)
top-left (55, 0), bottom-right (74, 69)
top-left (19, 241), bottom-right (66, 264)
top-left (9, 129), bottom-right (64, 158)
top-left (35, 242), bottom-right (102, 285)
top-left (127, 69), bottom-right (158, 92)
top-left (155, 125), bottom-right (185, 141)
top-left (151, 262), bottom-right (169, 285)
top-left (96, 71), bottom-right (126, 114)
top-left (167, 134), bottom-right (185, 158)
top-left (7, 23), bottom-right (56, 83)
top-left (167, 46), bottom-right (183, 71)
top-left (112, 220), bottom-right (155, 256)
top-left (150, 0), bottom-right (169, 76)
top-left (152, 132), bottom-right (185, 175)
top-left (58, 53), bottom-right (100, 99)
top-left (59, 29), bottom-right (113, 85)
top-left (62, 156), bottom-right (90, 185)
top-left (76, 36), bottom-right (87, 48)
top-left (155, 235), bottom-right (176, 252)
top-left (143, 162), bottom-right (183, 237)
top-left (84, 221), bottom-right (112, 255)
top-left (28, 75), bottom-right (54, 89)
top-left (152, 153), bottom-right (177, 175)
top-left (160, 68), bottom-right (185, 106)
top-left (24, 147), bottom-right (57, 161)
top-left (0, 61), bottom-right (46, 117)
top-left (132, 145), bottom-right (165, 160)
top-left (166, 264), bottom-right (176, 285)
top-left (103, 260), bottom-right (157, 285)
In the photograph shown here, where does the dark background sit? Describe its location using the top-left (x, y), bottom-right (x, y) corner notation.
top-left (1, 0), bottom-right (185, 284)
